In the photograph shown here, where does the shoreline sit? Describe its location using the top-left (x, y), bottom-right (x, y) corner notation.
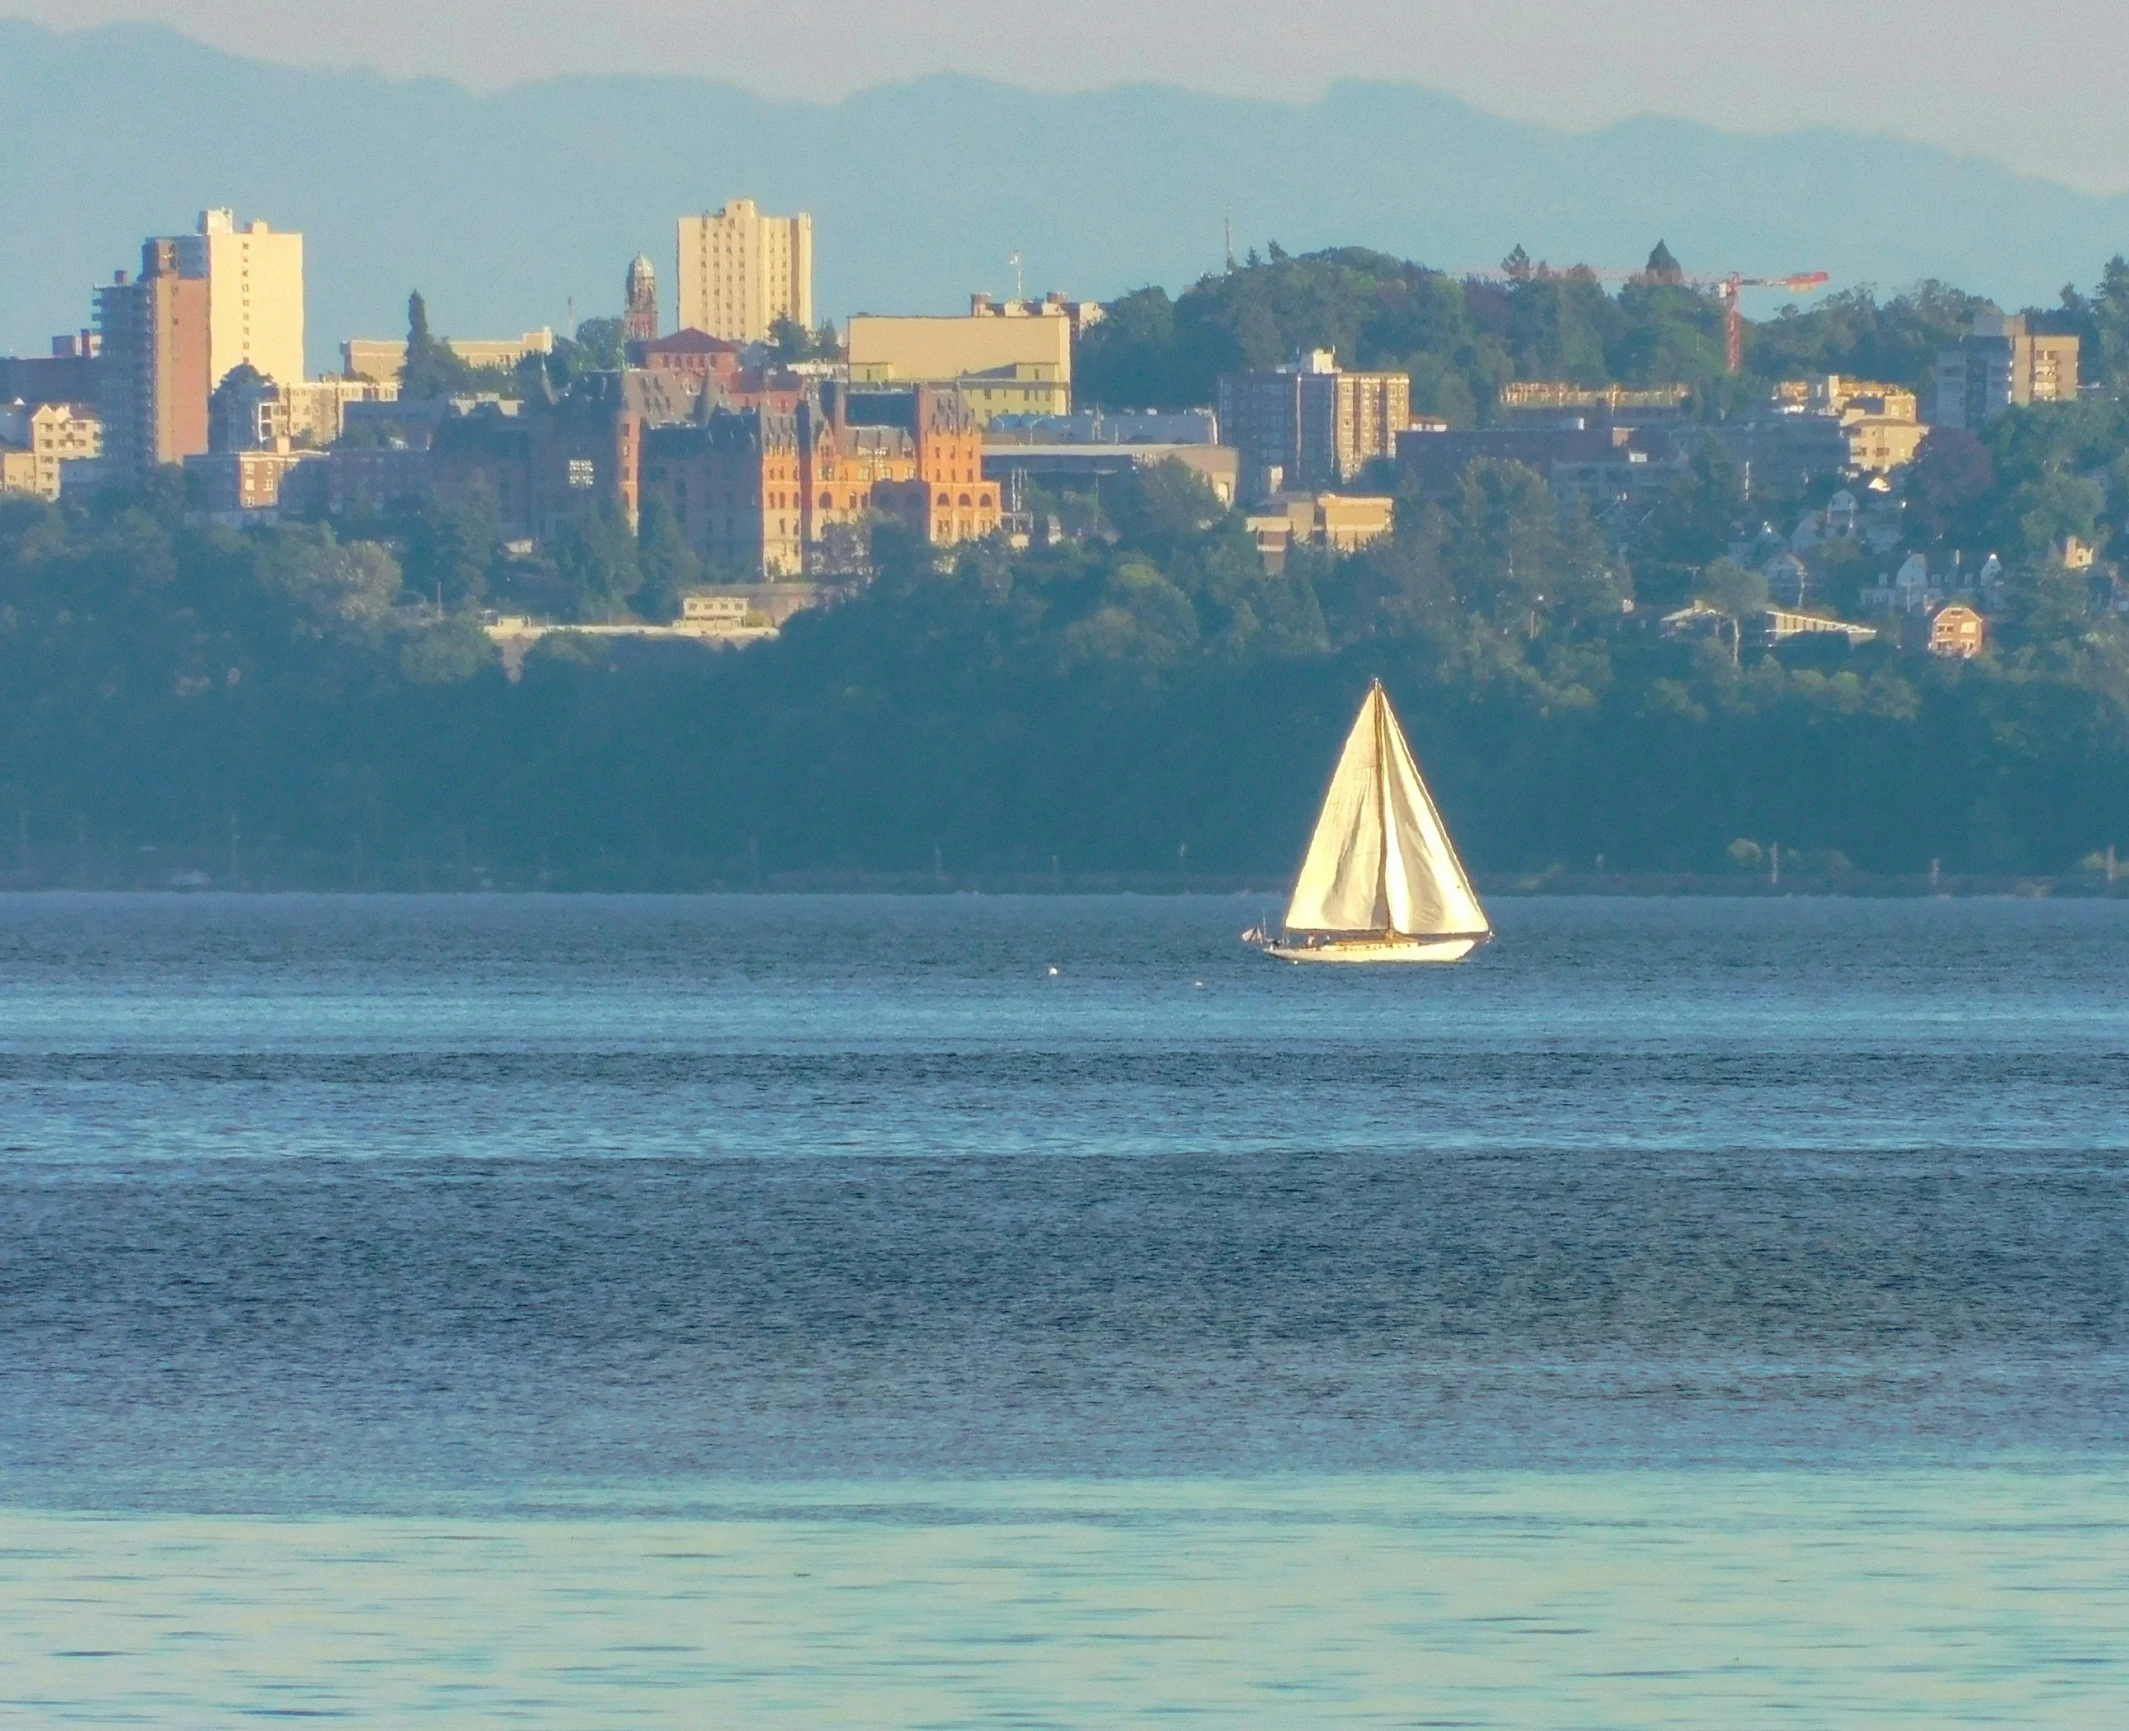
top-left (0, 862), bottom-right (2124, 899)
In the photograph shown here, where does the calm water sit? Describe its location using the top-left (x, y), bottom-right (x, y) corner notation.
top-left (2, 893), bottom-right (2126, 1723)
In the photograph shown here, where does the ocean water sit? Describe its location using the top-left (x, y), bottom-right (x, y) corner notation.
top-left (1, 893), bottom-right (2125, 1724)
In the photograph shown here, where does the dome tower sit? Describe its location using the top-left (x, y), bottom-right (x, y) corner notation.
top-left (624, 253), bottom-right (658, 344)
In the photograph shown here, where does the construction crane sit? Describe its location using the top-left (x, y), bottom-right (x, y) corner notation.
top-left (1706, 272), bottom-right (1829, 373)
top-left (1455, 259), bottom-right (1830, 373)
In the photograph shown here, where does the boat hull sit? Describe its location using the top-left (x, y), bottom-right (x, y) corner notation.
top-left (1265, 935), bottom-right (1481, 965)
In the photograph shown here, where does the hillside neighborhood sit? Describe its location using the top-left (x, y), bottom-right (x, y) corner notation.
top-left (5, 201), bottom-right (2123, 668)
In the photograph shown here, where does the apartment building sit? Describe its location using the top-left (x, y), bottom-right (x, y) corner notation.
top-left (1933, 311), bottom-right (2079, 430)
top-left (1220, 350), bottom-right (1412, 495)
top-left (95, 238), bottom-right (211, 477)
top-left (94, 211), bottom-right (304, 481)
top-left (676, 200), bottom-right (813, 344)
top-left (0, 400), bottom-right (102, 500)
top-left (175, 208), bottom-right (305, 394)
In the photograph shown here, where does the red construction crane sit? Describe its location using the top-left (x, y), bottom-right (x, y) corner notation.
top-left (1456, 260), bottom-right (1831, 373)
top-left (1707, 272), bottom-right (1829, 373)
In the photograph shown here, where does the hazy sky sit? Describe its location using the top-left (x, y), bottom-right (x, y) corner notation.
top-left (13, 0), bottom-right (2129, 193)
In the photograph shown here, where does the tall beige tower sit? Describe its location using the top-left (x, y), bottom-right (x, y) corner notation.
top-left (174, 208), bottom-right (306, 389)
top-left (676, 199), bottom-right (813, 343)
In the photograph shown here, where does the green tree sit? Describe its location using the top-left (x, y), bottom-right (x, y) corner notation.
top-left (572, 317), bottom-right (627, 369)
top-left (554, 498), bottom-right (642, 622)
top-left (1696, 556), bottom-right (1770, 665)
top-left (1440, 459), bottom-right (1619, 633)
top-left (1108, 458), bottom-right (1228, 561)
top-left (261, 532), bottom-right (403, 631)
top-left (768, 318), bottom-right (840, 363)
top-left (1906, 429), bottom-right (1995, 547)
top-left (633, 493), bottom-right (700, 622)
top-left (400, 481), bottom-right (501, 611)
top-left (401, 291), bottom-right (474, 400)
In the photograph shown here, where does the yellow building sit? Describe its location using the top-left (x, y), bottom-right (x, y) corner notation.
top-left (1845, 416), bottom-right (1928, 473)
top-left (847, 296), bottom-right (1075, 425)
top-left (1928, 602), bottom-right (1986, 659)
top-left (0, 401), bottom-right (102, 500)
top-left (283, 377), bottom-right (399, 444)
top-left (1773, 375), bottom-right (1929, 474)
top-left (342, 331), bottom-right (553, 384)
top-left (1245, 492), bottom-right (1394, 570)
top-left (175, 209), bottom-right (305, 390)
top-left (676, 199), bottom-right (813, 344)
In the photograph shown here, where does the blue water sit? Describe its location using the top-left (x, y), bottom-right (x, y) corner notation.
top-left (2, 894), bottom-right (2126, 1723)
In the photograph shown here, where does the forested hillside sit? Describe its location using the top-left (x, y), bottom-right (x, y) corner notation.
top-left (1078, 246), bottom-right (2129, 422)
top-left (5, 373), bottom-right (2127, 885)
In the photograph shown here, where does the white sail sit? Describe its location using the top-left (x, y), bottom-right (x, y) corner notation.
top-left (1284, 683), bottom-right (1489, 939)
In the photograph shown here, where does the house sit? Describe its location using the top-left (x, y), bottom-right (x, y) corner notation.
top-left (1862, 552), bottom-right (1939, 612)
top-left (1928, 603), bottom-right (1986, 659)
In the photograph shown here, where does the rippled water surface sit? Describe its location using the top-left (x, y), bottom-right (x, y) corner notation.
top-left (2, 893), bottom-right (2125, 1723)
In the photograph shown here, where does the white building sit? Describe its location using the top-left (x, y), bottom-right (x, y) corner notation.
top-left (676, 199), bottom-right (813, 344)
top-left (175, 208), bottom-right (305, 391)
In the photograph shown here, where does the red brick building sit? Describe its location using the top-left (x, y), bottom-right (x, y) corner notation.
top-left (640, 383), bottom-right (1000, 576)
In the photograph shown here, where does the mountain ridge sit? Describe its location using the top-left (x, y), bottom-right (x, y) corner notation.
top-left (3, 19), bottom-right (2125, 372)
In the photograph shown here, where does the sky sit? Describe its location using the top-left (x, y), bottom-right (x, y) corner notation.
top-left (10, 0), bottom-right (2129, 194)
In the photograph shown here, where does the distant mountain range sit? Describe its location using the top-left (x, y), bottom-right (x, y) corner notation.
top-left (5, 20), bottom-right (2128, 375)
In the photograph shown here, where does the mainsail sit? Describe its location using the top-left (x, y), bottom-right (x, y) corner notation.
top-left (1284, 683), bottom-right (1489, 939)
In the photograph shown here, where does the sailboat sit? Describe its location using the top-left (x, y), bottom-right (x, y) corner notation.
top-left (1250, 680), bottom-right (1492, 964)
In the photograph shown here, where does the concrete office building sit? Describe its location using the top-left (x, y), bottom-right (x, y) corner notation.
top-left (676, 200), bottom-right (813, 344)
top-left (1933, 312), bottom-right (2079, 430)
top-left (847, 296), bottom-right (1078, 425)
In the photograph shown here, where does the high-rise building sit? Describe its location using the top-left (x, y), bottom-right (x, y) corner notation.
top-left (676, 200), bottom-right (812, 344)
top-left (1219, 350), bottom-right (1412, 496)
top-left (94, 210), bottom-right (304, 482)
top-left (624, 254), bottom-right (660, 344)
top-left (95, 239), bottom-right (212, 478)
top-left (1933, 311), bottom-right (2079, 430)
top-left (175, 209), bottom-right (306, 394)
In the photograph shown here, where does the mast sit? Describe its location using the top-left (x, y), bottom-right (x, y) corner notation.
top-left (1373, 680), bottom-right (1392, 937)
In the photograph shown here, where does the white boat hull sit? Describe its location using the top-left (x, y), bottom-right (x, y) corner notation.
top-left (1264, 935), bottom-right (1481, 965)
